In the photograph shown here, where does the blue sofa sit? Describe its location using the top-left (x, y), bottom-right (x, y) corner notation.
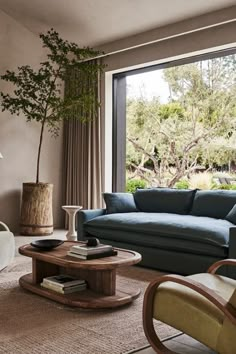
top-left (77, 189), bottom-right (236, 276)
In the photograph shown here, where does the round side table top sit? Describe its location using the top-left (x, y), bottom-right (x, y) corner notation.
top-left (62, 205), bottom-right (82, 210)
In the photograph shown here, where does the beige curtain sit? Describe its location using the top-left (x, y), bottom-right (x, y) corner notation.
top-left (63, 61), bottom-right (103, 224)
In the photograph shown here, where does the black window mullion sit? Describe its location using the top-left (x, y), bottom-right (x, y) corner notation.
top-left (112, 75), bottom-right (126, 192)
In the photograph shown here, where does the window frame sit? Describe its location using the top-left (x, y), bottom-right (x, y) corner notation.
top-left (112, 47), bottom-right (236, 192)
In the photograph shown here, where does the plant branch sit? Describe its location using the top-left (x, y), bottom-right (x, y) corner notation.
top-left (36, 121), bottom-right (45, 183)
top-left (128, 137), bottom-right (159, 173)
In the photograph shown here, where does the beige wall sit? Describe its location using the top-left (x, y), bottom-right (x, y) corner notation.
top-left (0, 9), bottom-right (64, 232)
top-left (99, 7), bottom-right (236, 191)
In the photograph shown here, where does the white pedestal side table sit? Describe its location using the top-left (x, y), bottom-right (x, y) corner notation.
top-left (62, 205), bottom-right (82, 241)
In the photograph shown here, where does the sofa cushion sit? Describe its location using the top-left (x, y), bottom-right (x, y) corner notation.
top-left (190, 190), bottom-right (236, 219)
top-left (133, 188), bottom-right (196, 214)
top-left (225, 204), bottom-right (236, 224)
top-left (85, 226), bottom-right (228, 257)
top-left (85, 213), bottom-right (231, 249)
top-left (103, 193), bottom-right (138, 214)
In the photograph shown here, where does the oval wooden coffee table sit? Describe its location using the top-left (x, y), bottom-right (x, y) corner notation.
top-left (19, 241), bottom-right (142, 309)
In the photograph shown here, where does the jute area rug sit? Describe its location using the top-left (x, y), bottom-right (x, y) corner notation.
top-left (0, 256), bottom-right (179, 354)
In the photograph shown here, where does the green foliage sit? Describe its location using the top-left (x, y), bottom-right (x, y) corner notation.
top-left (0, 28), bottom-right (104, 182)
top-left (217, 184), bottom-right (231, 190)
top-left (217, 184), bottom-right (236, 190)
top-left (158, 102), bottom-right (185, 121)
top-left (174, 178), bottom-right (236, 190)
top-left (126, 179), bottom-right (147, 193)
top-left (174, 180), bottom-right (189, 189)
top-left (210, 181), bottom-right (219, 190)
top-left (175, 178), bottom-right (236, 190)
top-left (126, 54), bottom-right (236, 187)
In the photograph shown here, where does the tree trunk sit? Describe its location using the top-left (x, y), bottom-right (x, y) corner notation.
top-left (20, 183), bottom-right (53, 236)
top-left (36, 121), bottom-right (45, 183)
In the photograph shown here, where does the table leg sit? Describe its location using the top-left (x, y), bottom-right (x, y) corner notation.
top-left (32, 259), bottom-right (60, 284)
top-left (66, 268), bottom-right (116, 295)
top-left (67, 210), bottom-right (76, 240)
top-left (90, 269), bottom-right (116, 295)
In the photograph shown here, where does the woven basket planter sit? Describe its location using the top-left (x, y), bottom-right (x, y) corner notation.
top-left (20, 183), bottom-right (53, 236)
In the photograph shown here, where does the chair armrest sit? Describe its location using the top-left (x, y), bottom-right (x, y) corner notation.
top-left (78, 209), bottom-right (106, 223)
top-left (207, 259), bottom-right (236, 274)
top-left (0, 221), bottom-right (10, 231)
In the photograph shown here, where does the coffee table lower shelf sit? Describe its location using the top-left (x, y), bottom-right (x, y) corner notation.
top-left (19, 274), bottom-right (141, 309)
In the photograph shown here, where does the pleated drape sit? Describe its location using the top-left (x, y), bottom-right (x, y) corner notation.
top-left (63, 61), bottom-right (103, 226)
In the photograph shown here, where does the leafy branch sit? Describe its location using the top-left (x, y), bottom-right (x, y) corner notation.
top-left (0, 28), bottom-right (104, 183)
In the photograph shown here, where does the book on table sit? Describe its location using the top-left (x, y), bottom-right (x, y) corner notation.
top-left (67, 249), bottom-right (118, 260)
top-left (70, 243), bottom-right (112, 255)
top-left (42, 274), bottom-right (86, 289)
top-left (41, 282), bottom-right (87, 294)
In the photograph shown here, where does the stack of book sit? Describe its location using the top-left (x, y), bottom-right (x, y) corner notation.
top-left (41, 274), bottom-right (87, 294)
top-left (67, 243), bottom-right (117, 260)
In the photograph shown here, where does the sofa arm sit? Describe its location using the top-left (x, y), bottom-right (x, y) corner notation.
top-left (77, 209), bottom-right (106, 240)
top-left (227, 227), bottom-right (236, 278)
top-left (229, 228), bottom-right (236, 258)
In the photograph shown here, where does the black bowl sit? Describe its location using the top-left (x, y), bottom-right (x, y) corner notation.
top-left (30, 239), bottom-right (64, 250)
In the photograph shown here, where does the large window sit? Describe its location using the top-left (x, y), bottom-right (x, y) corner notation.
top-left (113, 49), bottom-right (236, 192)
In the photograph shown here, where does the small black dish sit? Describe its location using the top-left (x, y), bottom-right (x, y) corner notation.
top-left (30, 239), bottom-right (64, 250)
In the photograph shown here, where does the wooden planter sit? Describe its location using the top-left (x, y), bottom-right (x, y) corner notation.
top-left (20, 183), bottom-right (53, 236)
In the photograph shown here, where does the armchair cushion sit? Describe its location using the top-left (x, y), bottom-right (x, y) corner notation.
top-left (143, 260), bottom-right (236, 354)
top-left (153, 273), bottom-right (236, 351)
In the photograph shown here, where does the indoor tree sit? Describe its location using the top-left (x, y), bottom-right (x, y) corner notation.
top-left (0, 28), bottom-right (104, 235)
top-left (0, 28), bottom-right (104, 183)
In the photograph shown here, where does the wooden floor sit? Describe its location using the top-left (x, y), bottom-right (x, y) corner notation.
top-left (15, 231), bottom-right (216, 354)
top-left (135, 334), bottom-right (215, 353)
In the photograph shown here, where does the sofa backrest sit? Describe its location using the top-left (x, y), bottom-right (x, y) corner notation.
top-left (190, 190), bottom-right (236, 219)
top-left (133, 188), bottom-right (196, 214)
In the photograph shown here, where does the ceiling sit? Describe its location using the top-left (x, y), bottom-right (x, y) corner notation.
top-left (0, 0), bottom-right (235, 46)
